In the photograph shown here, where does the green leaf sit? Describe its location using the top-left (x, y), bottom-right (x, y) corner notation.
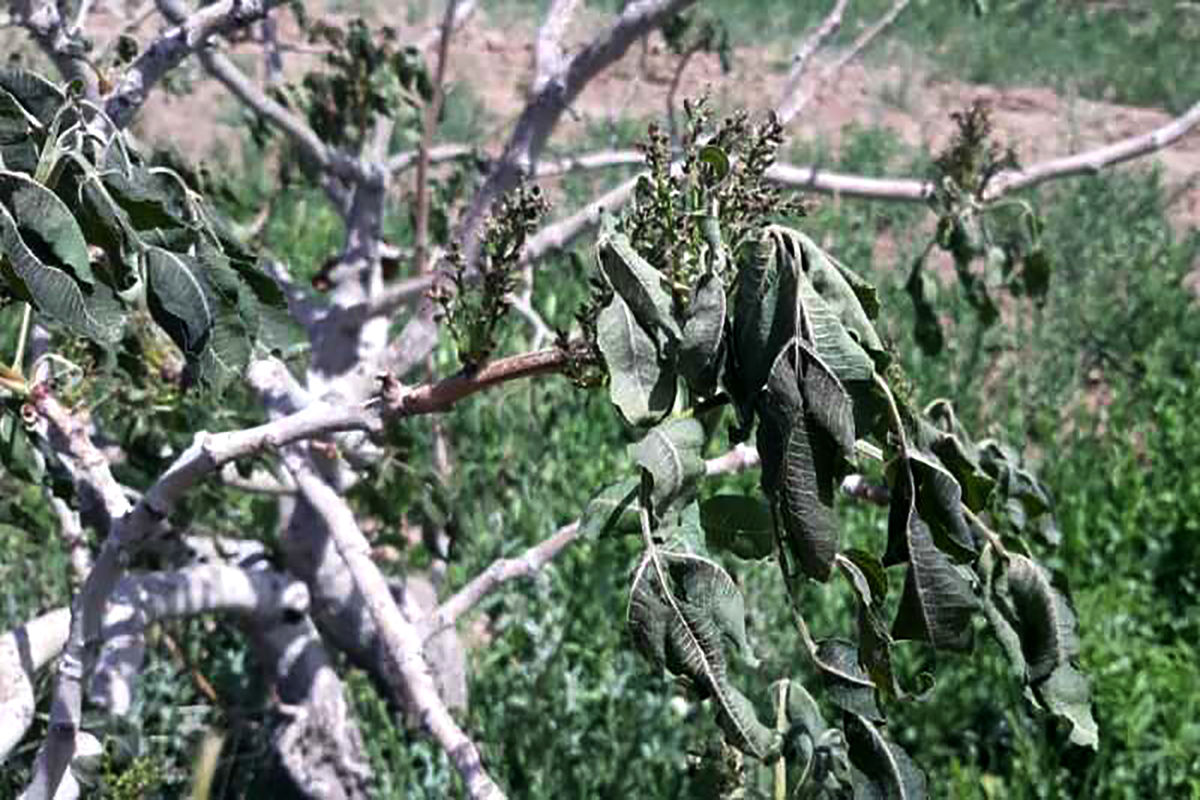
top-left (838, 553), bottom-right (898, 701)
top-left (627, 551), bottom-right (778, 758)
top-left (578, 478), bottom-right (642, 539)
top-left (597, 293), bottom-right (677, 427)
top-left (922, 400), bottom-right (994, 511)
top-left (699, 495), bottom-right (774, 559)
top-left (844, 713), bottom-right (927, 799)
top-left (678, 271), bottom-right (726, 396)
top-left (0, 178), bottom-right (124, 342)
top-left (597, 215), bottom-right (681, 343)
top-left (629, 417), bottom-right (705, 513)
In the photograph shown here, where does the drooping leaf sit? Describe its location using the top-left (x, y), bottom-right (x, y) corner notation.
top-left (678, 271), bottom-right (726, 396)
top-left (774, 227), bottom-right (883, 380)
top-left (627, 551), bottom-right (778, 758)
top-left (837, 552), bottom-right (898, 699)
top-left (906, 256), bottom-right (944, 357)
top-left (759, 344), bottom-right (839, 582)
top-left (779, 679), bottom-right (854, 797)
top-left (0, 182), bottom-right (124, 342)
top-left (0, 170), bottom-right (94, 285)
top-left (922, 400), bottom-right (994, 511)
top-left (891, 514), bottom-right (977, 652)
top-left (909, 451), bottom-right (977, 562)
top-left (0, 412), bottom-right (45, 484)
top-left (844, 713), bottom-right (927, 799)
top-left (579, 478), bottom-right (643, 539)
top-left (597, 215), bottom-right (681, 343)
top-left (597, 293), bottom-right (677, 427)
top-left (700, 495), bottom-right (774, 560)
top-left (814, 639), bottom-right (881, 722)
top-left (0, 69), bottom-right (65, 127)
top-left (730, 229), bottom-right (793, 424)
top-left (629, 417), bottom-right (705, 513)
top-left (991, 553), bottom-right (1098, 748)
top-left (796, 338), bottom-right (856, 459)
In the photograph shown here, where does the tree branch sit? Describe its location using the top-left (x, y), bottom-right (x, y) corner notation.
top-left (282, 451), bottom-right (506, 800)
top-left (779, 0), bottom-right (912, 125)
top-left (105, 0), bottom-right (287, 128)
top-left (776, 0), bottom-right (848, 124)
top-left (413, 0), bottom-right (461, 275)
top-left (428, 443), bottom-right (764, 635)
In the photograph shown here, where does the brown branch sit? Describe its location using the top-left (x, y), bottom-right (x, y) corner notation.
top-left (390, 347), bottom-right (573, 415)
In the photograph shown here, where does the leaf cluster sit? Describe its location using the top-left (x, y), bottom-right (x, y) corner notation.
top-left (572, 109), bottom-right (1098, 797)
top-left (433, 183), bottom-right (548, 368)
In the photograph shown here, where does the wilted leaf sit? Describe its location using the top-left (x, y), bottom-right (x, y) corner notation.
top-left (909, 451), bottom-right (977, 561)
top-left (629, 417), bottom-right (705, 513)
top-left (628, 551), bottom-right (778, 758)
top-left (579, 478), bottom-right (642, 539)
top-left (0, 178), bottom-right (124, 342)
top-left (759, 344), bottom-right (840, 582)
top-left (796, 339), bottom-right (856, 459)
top-left (700, 495), bottom-right (774, 559)
top-left (678, 271), bottom-right (726, 396)
top-left (597, 215), bottom-right (681, 343)
top-left (814, 639), bottom-right (881, 722)
top-left (597, 293), bottom-right (677, 427)
top-left (891, 514), bottom-right (977, 651)
top-left (729, 230), bottom-right (793, 429)
top-left (844, 713), bottom-right (927, 799)
top-left (0, 69), bottom-right (65, 127)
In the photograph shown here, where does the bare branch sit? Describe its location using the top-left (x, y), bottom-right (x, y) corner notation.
top-left (778, 0), bottom-right (912, 125)
top-left (429, 443), bottom-right (764, 634)
top-left (283, 451), bottom-right (506, 800)
top-left (984, 97), bottom-right (1200, 199)
top-left (417, 0), bottom-right (477, 51)
top-left (388, 142), bottom-right (475, 175)
top-left (152, 0), bottom-right (365, 183)
top-left (105, 0), bottom-right (287, 127)
top-left (455, 0), bottom-right (698, 267)
top-left (0, 609), bottom-right (71, 761)
top-left (776, 0), bottom-right (849, 122)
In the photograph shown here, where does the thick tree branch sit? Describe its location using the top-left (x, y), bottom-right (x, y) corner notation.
top-left (105, 0), bottom-right (286, 127)
top-left (0, 609), bottom-right (71, 761)
top-left (283, 451), bottom-right (506, 800)
top-left (533, 0), bottom-right (582, 94)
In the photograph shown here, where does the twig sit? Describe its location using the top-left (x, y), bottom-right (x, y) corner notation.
top-left (427, 443), bottom-right (764, 635)
top-left (778, 0), bottom-right (912, 125)
top-left (779, 0), bottom-right (849, 113)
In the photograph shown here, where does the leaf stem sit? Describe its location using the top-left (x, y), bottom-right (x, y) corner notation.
top-left (963, 507), bottom-right (1007, 558)
top-left (873, 372), bottom-right (910, 455)
top-left (12, 303), bottom-right (32, 374)
top-left (773, 681), bottom-right (787, 800)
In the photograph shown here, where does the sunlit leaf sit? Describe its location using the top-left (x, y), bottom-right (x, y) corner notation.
top-left (597, 215), bottom-right (681, 343)
top-left (579, 478), bottom-right (642, 539)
